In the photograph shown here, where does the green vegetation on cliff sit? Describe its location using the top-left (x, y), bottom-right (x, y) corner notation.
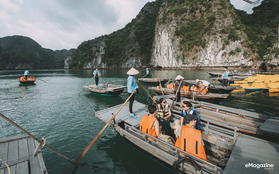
top-left (0, 36), bottom-right (65, 70)
top-left (236, 0), bottom-right (279, 60)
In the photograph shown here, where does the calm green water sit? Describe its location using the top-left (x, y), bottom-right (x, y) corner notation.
top-left (0, 69), bottom-right (279, 174)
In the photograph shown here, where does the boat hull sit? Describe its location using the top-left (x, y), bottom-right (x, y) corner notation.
top-left (138, 78), bottom-right (169, 86)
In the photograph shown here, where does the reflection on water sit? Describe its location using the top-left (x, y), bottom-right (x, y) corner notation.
top-left (0, 69), bottom-right (279, 173)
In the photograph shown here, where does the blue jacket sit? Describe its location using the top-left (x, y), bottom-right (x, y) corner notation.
top-left (93, 70), bottom-right (100, 77)
top-left (146, 69), bottom-right (149, 74)
top-left (182, 109), bottom-right (200, 130)
top-left (24, 71), bottom-right (29, 75)
top-left (127, 75), bottom-right (138, 93)
top-left (222, 72), bottom-right (229, 79)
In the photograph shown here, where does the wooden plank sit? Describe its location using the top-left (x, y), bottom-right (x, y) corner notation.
top-left (0, 142), bottom-right (9, 174)
top-left (6, 165), bottom-right (16, 174)
top-left (0, 133), bottom-right (36, 143)
top-left (34, 140), bottom-right (48, 174)
top-left (260, 119), bottom-right (279, 135)
top-left (17, 139), bottom-right (29, 174)
top-left (16, 161), bottom-right (29, 174)
top-left (8, 140), bottom-right (18, 165)
top-left (28, 138), bottom-right (42, 174)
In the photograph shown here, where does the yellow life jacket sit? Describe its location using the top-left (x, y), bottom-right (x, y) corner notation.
top-left (157, 104), bottom-right (169, 119)
top-left (139, 115), bottom-right (158, 140)
top-left (175, 125), bottom-right (207, 161)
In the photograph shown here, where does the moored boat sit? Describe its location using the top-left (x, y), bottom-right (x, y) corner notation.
top-left (138, 78), bottom-right (169, 85)
top-left (148, 87), bottom-right (229, 103)
top-left (19, 76), bottom-right (36, 84)
top-left (95, 100), bottom-right (279, 174)
top-left (84, 83), bottom-right (127, 96)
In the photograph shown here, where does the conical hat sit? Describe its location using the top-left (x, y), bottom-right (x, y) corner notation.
top-left (127, 67), bottom-right (139, 75)
top-left (175, 75), bottom-right (184, 80)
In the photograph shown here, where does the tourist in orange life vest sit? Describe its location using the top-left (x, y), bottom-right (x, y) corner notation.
top-left (198, 81), bottom-right (207, 95)
top-left (139, 105), bottom-right (160, 140)
top-left (166, 81), bottom-right (174, 91)
top-left (175, 114), bottom-right (207, 161)
top-left (182, 83), bottom-right (189, 92)
top-left (190, 84), bottom-right (198, 92)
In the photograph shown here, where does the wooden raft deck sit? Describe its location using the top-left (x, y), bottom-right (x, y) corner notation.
top-left (95, 101), bottom-right (147, 126)
top-left (0, 133), bottom-right (47, 174)
top-left (223, 134), bottom-right (279, 174)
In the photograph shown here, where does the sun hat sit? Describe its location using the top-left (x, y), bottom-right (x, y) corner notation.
top-left (175, 75), bottom-right (184, 80)
top-left (127, 67), bottom-right (139, 75)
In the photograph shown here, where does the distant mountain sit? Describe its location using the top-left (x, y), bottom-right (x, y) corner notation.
top-left (0, 35), bottom-right (68, 70)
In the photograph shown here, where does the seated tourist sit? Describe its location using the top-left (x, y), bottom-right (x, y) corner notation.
top-left (182, 83), bottom-right (189, 92)
top-left (157, 98), bottom-right (171, 135)
top-left (167, 81), bottom-right (174, 91)
top-left (139, 105), bottom-right (160, 140)
top-left (190, 84), bottom-right (198, 92)
top-left (180, 101), bottom-right (200, 130)
top-left (175, 114), bottom-right (207, 161)
top-left (198, 81), bottom-right (207, 95)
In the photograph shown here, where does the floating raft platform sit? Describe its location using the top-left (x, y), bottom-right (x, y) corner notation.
top-left (84, 83), bottom-right (127, 96)
top-left (0, 133), bottom-right (48, 174)
top-left (138, 78), bottom-right (169, 85)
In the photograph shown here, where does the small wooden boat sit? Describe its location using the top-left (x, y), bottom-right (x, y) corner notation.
top-left (84, 83), bottom-right (126, 95)
top-left (213, 76), bottom-right (247, 84)
top-left (95, 100), bottom-right (279, 174)
top-left (19, 76), bottom-right (36, 84)
top-left (148, 87), bottom-right (229, 103)
top-left (138, 78), bottom-right (169, 85)
top-left (208, 85), bottom-right (242, 93)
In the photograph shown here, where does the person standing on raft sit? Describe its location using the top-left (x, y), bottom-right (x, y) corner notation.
top-left (93, 68), bottom-right (101, 86)
top-left (222, 68), bottom-right (229, 87)
top-left (24, 70), bottom-right (29, 80)
top-left (174, 75), bottom-right (184, 102)
top-left (127, 67), bottom-right (139, 118)
top-left (146, 68), bottom-right (150, 78)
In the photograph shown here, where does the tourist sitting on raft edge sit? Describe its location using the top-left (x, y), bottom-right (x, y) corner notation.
top-left (167, 81), bottom-right (174, 91)
top-left (198, 81), bottom-right (208, 95)
top-left (180, 101), bottom-right (200, 130)
top-left (182, 83), bottom-right (189, 92)
top-left (139, 104), bottom-right (160, 140)
top-left (190, 84), bottom-right (198, 92)
top-left (175, 114), bottom-right (207, 161)
top-left (157, 98), bottom-right (171, 135)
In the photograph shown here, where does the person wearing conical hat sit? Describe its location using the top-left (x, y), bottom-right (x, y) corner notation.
top-left (146, 68), bottom-right (150, 78)
top-left (174, 75), bottom-right (184, 102)
top-left (127, 67), bottom-right (139, 118)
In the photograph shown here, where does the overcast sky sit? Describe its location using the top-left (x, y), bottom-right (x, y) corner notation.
top-left (0, 0), bottom-right (264, 50)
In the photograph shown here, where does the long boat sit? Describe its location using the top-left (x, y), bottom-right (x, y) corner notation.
top-left (19, 76), bottom-right (36, 84)
top-left (95, 101), bottom-right (279, 174)
top-left (138, 78), bottom-right (169, 85)
top-left (148, 87), bottom-right (229, 103)
top-left (83, 84), bottom-right (126, 95)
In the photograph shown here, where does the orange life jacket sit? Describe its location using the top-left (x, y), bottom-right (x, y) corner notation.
top-left (190, 86), bottom-right (198, 92)
top-left (20, 77), bottom-right (25, 81)
top-left (198, 84), bottom-right (207, 94)
top-left (139, 115), bottom-right (158, 140)
top-left (175, 125), bottom-right (207, 161)
top-left (182, 86), bottom-right (189, 92)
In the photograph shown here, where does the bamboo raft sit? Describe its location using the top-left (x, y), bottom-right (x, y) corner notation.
top-left (95, 101), bottom-right (279, 174)
top-left (148, 87), bottom-right (229, 103)
top-left (0, 133), bottom-right (48, 174)
top-left (83, 84), bottom-right (127, 95)
top-left (138, 78), bottom-right (169, 85)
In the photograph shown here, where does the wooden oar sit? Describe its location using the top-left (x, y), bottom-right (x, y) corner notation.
top-left (136, 79), bottom-right (158, 105)
top-left (171, 80), bottom-right (183, 108)
top-left (141, 73), bottom-right (148, 79)
top-left (62, 91), bottom-right (136, 174)
top-left (37, 78), bottom-right (47, 83)
top-left (5, 78), bottom-right (19, 85)
top-left (78, 77), bottom-right (94, 95)
top-left (150, 70), bottom-right (154, 78)
top-left (156, 71), bottom-right (164, 95)
top-left (101, 76), bottom-right (109, 86)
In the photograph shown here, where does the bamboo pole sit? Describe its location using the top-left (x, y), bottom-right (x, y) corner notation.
top-left (156, 71), bottom-right (164, 95)
top-left (5, 78), bottom-right (19, 85)
top-left (62, 91), bottom-right (136, 174)
top-left (78, 77), bottom-right (95, 95)
top-left (136, 79), bottom-right (158, 105)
